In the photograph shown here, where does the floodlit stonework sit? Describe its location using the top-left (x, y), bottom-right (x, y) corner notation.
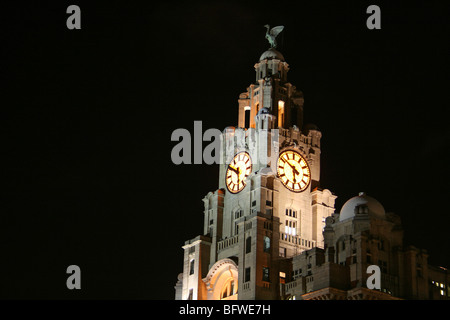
top-left (174, 46), bottom-right (449, 300)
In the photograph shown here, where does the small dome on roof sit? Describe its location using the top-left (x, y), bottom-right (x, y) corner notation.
top-left (339, 192), bottom-right (386, 221)
top-left (257, 107), bottom-right (271, 116)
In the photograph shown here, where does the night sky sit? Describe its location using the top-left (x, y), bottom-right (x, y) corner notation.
top-left (2, 1), bottom-right (450, 299)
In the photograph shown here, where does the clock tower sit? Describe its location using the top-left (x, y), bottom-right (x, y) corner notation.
top-left (174, 29), bottom-right (336, 300)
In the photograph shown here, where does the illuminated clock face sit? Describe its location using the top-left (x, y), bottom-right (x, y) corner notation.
top-left (277, 150), bottom-right (311, 192)
top-left (226, 152), bottom-right (252, 193)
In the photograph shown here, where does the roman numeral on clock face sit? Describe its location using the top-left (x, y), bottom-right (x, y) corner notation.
top-left (277, 150), bottom-right (311, 193)
top-left (226, 152), bottom-right (252, 194)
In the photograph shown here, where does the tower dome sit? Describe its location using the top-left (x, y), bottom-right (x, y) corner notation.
top-left (259, 48), bottom-right (285, 61)
top-left (339, 192), bottom-right (385, 221)
top-left (257, 107), bottom-right (271, 115)
top-left (255, 107), bottom-right (275, 130)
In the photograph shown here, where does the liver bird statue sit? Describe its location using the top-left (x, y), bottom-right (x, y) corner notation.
top-left (264, 25), bottom-right (284, 48)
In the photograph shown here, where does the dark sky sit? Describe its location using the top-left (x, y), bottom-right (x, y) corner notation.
top-left (2, 1), bottom-right (450, 299)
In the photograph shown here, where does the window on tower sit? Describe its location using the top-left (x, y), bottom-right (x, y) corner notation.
top-left (286, 208), bottom-right (297, 218)
top-left (278, 100), bottom-right (285, 128)
top-left (189, 259), bottom-right (195, 275)
top-left (244, 107), bottom-right (251, 128)
top-left (263, 236), bottom-right (271, 253)
top-left (245, 267), bottom-right (251, 282)
top-left (285, 220), bottom-right (297, 236)
top-left (246, 236), bottom-right (252, 254)
top-left (262, 267), bottom-right (270, 282)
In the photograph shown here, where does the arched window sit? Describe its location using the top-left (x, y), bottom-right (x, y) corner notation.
top-left (221, 278), bottom-right (236, 299)
top-left (278, 100), bottom-right (285, 128)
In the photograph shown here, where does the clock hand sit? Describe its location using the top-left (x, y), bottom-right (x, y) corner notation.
top-left (287, 161), bottom-right (300, 177)
top-left (229, 165), bottom-right (243, 184)
top-left (236, 167), bottom-right (242, 184)
top-left (228, 165), bottom-right (240, 175)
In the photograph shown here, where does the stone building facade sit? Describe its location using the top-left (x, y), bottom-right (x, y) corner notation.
top-left (174, 46), bottom-right (449, 300)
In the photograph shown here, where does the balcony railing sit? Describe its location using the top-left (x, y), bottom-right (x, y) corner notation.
top-left (280, 232), bottom-right (316, 249)
top-left (217, 234), bottom-right (239, 252)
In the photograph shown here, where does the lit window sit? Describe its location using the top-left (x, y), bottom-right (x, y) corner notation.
top-left (278, 100), bottom-right (285, 128)
top-left (284, 220), bottom-right (296, 235)
top-left (279, 272), bottom-right (286, 284)
top-left (441, 290), bottom-right (445, 296)
top-left (221, 278), bottom-right (236, 299)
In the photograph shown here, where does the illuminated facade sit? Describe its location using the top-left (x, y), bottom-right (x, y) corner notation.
top-left (174, 47), bottom-right (449, 300)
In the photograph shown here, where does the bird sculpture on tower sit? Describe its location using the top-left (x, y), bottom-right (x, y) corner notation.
top-left (264, 25), bottom-right (284, 48)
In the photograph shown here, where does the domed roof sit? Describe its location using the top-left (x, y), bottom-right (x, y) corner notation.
top-left (339, 192), bottom-right (385, 221)
top-left (257, 107), bottom-right (271, 116)
top-left (259, 48), bottom-right (285, 61)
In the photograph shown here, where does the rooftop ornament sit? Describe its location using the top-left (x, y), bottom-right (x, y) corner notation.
top-left (264, 25), bottom-right (284, 48)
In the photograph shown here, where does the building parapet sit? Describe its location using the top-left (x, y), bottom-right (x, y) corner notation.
top-left (280, 232), bottom-right (316, 249)
top-left (217, 234), bottom-right (239, 252)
